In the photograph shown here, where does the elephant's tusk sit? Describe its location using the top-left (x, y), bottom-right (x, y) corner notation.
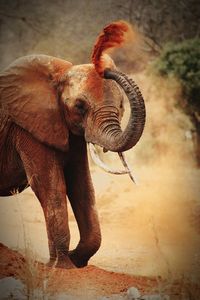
top-left (118, 152), bottom-right (138, 185)
top-left (88, 143), bottom-right (129, 175)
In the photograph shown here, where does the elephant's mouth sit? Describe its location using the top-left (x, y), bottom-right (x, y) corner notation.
top-left (88, 143), bottom-right (137, 184)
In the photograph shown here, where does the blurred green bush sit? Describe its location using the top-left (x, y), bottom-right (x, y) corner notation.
top-left (153, 38), bottom-right (200, 165)
top-left (154, 38), bottom-right (200, 111)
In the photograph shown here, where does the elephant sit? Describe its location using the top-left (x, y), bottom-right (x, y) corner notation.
top-left (0, 27), bottom-right (145, 268)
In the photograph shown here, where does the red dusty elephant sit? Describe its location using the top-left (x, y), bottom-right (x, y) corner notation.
top-left (0, 21), bottom-right (145, 268)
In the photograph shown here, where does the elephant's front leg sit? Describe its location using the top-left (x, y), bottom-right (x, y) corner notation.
top-left (40, 188), bottom-right (74, 269)
top-left (66, 138), bottom-right (101, 267)
top-left (16, 131), bottom-right (74, 268)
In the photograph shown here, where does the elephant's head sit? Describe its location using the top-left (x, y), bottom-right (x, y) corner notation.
top-left (60, 21), bottom-right (145, 155)
top-left (0, 21), bottom-right (145, 159)
top-left (60, 59), bottom-right (145, 153)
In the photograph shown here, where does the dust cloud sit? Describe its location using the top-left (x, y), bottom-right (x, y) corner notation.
top-left (91, 20), bottom-right (143, 76)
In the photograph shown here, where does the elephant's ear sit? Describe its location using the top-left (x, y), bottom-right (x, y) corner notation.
top-left (0, 55), bottom-right (72, 151)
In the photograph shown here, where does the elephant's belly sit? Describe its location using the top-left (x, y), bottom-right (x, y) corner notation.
top-left (0, 150), bottom-right (28, 197)
top-left (0, 116), bottom-right (28, 196)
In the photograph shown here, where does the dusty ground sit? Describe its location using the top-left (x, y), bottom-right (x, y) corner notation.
top-left (0, 164), bottom-right (200, 299)
top-left (0, 243), bottom-right (160, 299)
top-left (0, 72), bottom-right (200, 299)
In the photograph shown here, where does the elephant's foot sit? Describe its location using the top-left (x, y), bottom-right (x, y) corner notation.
top-left (56, 256), bottom-right (76, 269)
top-left (46, 256), bottom-right (76, 269)
top-left (68, 250), bottom-right (89, 268)
top-left (46, 258), bottom-right (57, 268)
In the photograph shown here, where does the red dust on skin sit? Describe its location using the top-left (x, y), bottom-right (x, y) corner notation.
top-left (51, 58), bottom-right (72, 82)
top-left (86, 67), bottom-right (104, 101)
top-left (91, 21), bottom-right (133, 77)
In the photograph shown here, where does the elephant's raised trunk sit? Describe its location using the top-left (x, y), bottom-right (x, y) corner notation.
top-left (103, 68), bottom-right (145, 152)
top-left (87, 69), bottom-right (146, 152)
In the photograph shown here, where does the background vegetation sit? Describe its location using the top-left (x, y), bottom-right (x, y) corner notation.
top-left (0, 0), bottom-right (199, 68)
top-left (154, 38), bottom-right (200, 164)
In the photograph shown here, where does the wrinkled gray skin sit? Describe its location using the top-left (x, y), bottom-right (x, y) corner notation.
top-left (0, 55), bottom-right (145, 268)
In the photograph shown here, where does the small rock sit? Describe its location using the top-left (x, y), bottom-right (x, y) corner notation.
top-left (0, 277), bottom-right (26, 299)
top-left (127, 287), bottom-right (141, 299)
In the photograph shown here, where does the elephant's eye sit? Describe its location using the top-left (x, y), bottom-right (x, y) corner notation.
top-left (64, 97), bottom-right (69, 104)
top-left (75, 99), bottom-right (88, 115)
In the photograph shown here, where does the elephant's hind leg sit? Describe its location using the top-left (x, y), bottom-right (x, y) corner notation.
top-left (16, 129), bottom-right (75, 268)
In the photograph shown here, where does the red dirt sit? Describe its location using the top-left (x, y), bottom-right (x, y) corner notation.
top-left (0, 242), bottom-right (158, 299)
top-left (91, 21), bottom-right (131, 77)
top-left (1, 243), bottom-right (199, 299)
